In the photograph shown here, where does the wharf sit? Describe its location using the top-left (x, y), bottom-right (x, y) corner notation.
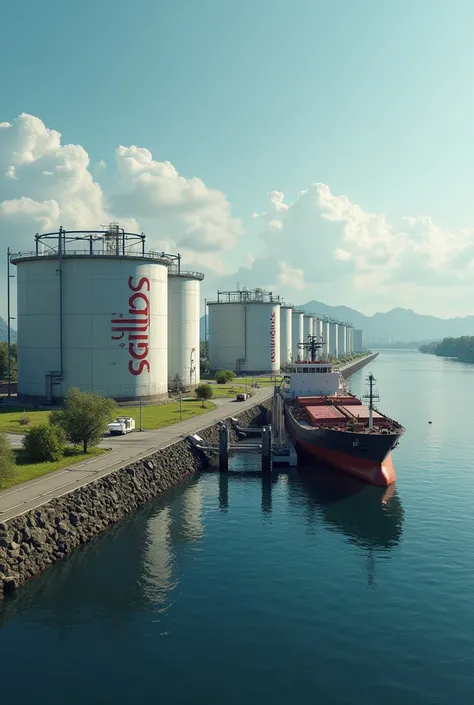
top-left (0, 387), bottom-right (273, 523)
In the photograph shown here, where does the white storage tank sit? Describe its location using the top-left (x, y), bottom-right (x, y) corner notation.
top-left (328, 321), bottom-right (338, 358)
top-left (353, 329), bottom-right (363, 352)
top-left (280, 305), bottom-right (293, 366)
top-left (345, 325), bottom-right (352, 354)
top-left (321, 318), bottom-right (330, 358)
top-left (168, 272), bottom-right (203, 390)
top-left (314, 317), bottom-right (322, 341)
top-left (337, 324), bottom-right (347, 357)
top-left (13, 228), bottom-right (170, 403)
top-left (291, 310), bottom-right (304, 362)
top-left (208, 289), bottom-right (281, 373)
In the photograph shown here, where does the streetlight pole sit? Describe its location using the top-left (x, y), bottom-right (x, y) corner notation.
top-left (179, 386), bottom-right (183, 421)
top-left (7, 248), bottom-right (15, 399)
top-left (139, 397), bottom-right (143, 431)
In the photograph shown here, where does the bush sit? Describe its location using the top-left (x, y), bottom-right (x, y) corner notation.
top-left (195, 383), bottom-right (214, 407)
top-left (215, 369), bottom-right (235, 384)
top-left (0, 431), bottom-right (16, 488)
top-left (19, 413), bottom-right (30, 426)
top-left (22, 424), bottom-right (66, 462)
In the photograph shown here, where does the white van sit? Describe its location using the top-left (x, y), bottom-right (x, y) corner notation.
top-left (107, 416), bottom-right (136, 436)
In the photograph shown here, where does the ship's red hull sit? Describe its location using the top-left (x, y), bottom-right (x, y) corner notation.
top-left (294, 436), bottom-right (396, 487)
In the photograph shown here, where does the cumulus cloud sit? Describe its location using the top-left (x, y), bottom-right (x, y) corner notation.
top-left (0, 114), bottom-right (241, 284)
top-left (110, 145), bottom-right (243, 252)
top-left (217, 183), bottom-right (474, 311)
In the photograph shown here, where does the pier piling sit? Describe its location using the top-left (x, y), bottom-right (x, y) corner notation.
top-left (219, 422), bottom-right (229, 471)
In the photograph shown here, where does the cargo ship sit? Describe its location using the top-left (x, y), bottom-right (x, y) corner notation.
top-left (282, 337), bottom-right (405, 486)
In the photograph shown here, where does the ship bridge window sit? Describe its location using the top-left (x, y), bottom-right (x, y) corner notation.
top-left (302, 367), bottom-right (309, 373)
top-left (297, 367), bottom-right (303, 373)
top-left (309, 368), bottom-right (315, 373)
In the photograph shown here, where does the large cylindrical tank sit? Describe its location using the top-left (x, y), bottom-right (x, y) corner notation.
top-left (280, 305), bottom-right (293, 365)
top-left (349, 327), bottom-right (354, 353)
top-left (13, 254), bottom-right (169, 402)
top-left (208, 302), bottom-right (280, 373)
top-left (353, 329), bottom-right (363, 352)
top-left (168, 273), bottom-right (202, 390)
top-left (328, 322), bottom-right (338, 358)
top-left (291, 311), bottom-right (304, 362)
top-left (337, 325), bottom-right (346, 357)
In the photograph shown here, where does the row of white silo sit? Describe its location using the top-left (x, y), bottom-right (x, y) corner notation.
top-left (11, 227), bottom-right (203, 403)
top-left (207, 289), bottom-right (358, 373)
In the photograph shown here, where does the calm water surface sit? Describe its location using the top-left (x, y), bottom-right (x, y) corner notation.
top-left (1, 351), bottom-right (474, 704)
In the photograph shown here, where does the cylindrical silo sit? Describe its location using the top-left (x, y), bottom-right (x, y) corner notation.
top-left (321, 318), bottom-right (330, 358)
top-left (292, 310), bottom-right (304, 362)
top-left (13, 233), bottom-right (171, 402)
top-left (337, 324), bottom-right (346, 357)
top-left (208, 289), bottom-right (280, 373)
top-left (279, 305), bottom-right (293, 366)
top-left (168, 273), bottom-right (203, 391)
top-left (353, 329), bottom-right (363, 352)
top-left (328, 321), bottom-right (338, 358)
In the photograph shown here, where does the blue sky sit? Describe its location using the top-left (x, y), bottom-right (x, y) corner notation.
top-left (2, 0), bottom-right (474, 317)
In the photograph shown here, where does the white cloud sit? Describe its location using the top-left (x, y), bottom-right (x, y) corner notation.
top-left (110, 145), bottom-right (243, 252)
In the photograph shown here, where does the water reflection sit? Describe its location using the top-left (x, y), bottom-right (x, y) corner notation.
top-left (288, 466), bottom-right (404, 552)
top-left (0, 477), bottom-right (204, 629)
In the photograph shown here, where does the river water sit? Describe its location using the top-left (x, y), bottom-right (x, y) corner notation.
top-left (1, 350), bottom-right (474, 705)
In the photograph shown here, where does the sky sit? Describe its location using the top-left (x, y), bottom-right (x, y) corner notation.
top-left (2, 0), bottom-right (474, 319)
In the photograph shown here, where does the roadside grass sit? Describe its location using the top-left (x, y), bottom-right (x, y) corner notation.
top-left (0, 406), bottom-right (52, 434)
top-left (0, 399), bottom-right (216, 435)
top-left (118, 399), bottom-right (216, 430)
top-left (1, 447), bottom-right (106, 490)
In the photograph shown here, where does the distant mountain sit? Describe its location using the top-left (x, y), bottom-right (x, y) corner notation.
top-left (200, 302), bottom-right (474, 344)
top-left (0, 318), bottom-right (16, 343)
top-left (301, 301), bottom-right (474, 344)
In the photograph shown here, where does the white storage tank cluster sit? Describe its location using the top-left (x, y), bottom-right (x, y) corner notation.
top-left (11, 226), bottom-right (203, 402)
top-left (291, 310), bottom-right (304, 362)
top-left (207, 289), bottom-right (281, 374)
top-left (279, 305), bottom-right (293, 366)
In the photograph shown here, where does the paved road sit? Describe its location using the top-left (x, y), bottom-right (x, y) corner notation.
top-left (0, 387), bottom-right (273, 523)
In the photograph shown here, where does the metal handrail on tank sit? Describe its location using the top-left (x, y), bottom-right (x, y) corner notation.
top-left (208, 288), bottom-right (282, 304)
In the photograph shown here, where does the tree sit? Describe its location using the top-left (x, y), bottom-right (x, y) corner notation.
top-left (0, 342), bottom-right (17, 382)
top-left (22, 424), bottom-right (66, 462)
top-left (215, 369), bottom-right (236, 384)
top-left (50, 388), bottom-right (117, 453)
top-left (195, 382), bottom-right (213, 407)
top-left (0, 431), bottom-right (16, 488)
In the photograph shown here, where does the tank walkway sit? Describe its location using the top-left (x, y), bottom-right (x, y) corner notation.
top-left (0, 386), bottom-right (273, 523)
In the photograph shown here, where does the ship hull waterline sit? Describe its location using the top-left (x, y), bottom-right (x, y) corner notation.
top-left (285, 407), bottom-right (401, 487)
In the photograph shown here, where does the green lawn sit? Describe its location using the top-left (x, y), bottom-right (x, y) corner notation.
top-left (0, 406), bottom-right (52, 434)
top-left (205, 384), bottom-right (254, 398)
top-left (116, 399), bottom-right (216, 430)
top-left (0, 399), bottom-right (216, 435)
top-left (1, 447), bottom-right (106, 490)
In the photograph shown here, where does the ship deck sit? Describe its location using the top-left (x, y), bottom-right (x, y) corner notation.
top-left (287, 395), bottom-right (402, 435)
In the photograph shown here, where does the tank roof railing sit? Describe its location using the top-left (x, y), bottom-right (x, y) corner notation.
top-left (208, 288), bottom-right (282, 304)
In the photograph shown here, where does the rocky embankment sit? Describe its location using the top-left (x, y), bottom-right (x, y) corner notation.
top-left (0, 402), bottom-right (270, 600)
top-left (339, 352), bottom-right (378, 379)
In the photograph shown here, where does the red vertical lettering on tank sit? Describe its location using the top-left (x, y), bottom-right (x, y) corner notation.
top-left (270, 311), bottom-right (276, 363)
top-left (111, 276), bottom-right (151, 375)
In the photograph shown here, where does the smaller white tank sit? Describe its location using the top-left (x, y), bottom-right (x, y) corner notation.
top-left (168, 272), bottom-right (203, 390)
top-left (328, 322), bottom-right (338, 358)
top-left (321, 319), bottom-right (330, 358)
top-left (337, 324), bottom-right (346, 357)
top-left (292, 310), bottom-right (304, 362)
top-left (303, 315), bottom-right (313, 360)
top-left (280, 305), bottom-right (293, 366)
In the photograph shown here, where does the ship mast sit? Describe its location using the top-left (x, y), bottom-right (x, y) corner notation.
top-left (362, 373), bottom-right (379, 430)
top-left (297, 334), bottom-right (323, 362)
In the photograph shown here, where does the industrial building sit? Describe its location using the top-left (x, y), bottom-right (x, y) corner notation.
top-left (207, 289), bottom-right (281, 374)
top-left (10, 226), bottom-right (203, 403)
